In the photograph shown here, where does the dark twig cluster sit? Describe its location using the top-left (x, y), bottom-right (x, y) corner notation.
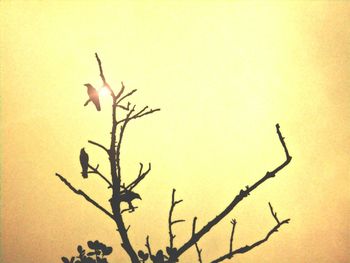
top-left (56, 54), bottom-right (292, 263)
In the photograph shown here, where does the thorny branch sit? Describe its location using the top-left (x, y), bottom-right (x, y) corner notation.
top-left (168, 189), bottom-right (185, 249)
top-left (211, 204), bottom-right (290, 263)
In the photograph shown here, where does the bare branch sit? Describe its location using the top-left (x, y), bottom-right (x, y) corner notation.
top-left (116, 88), bottom-right (137, 105)
top-left (55, 173), bottom-right (114, 220)
top-left (211, 205), bottom-right (290, 263)
top-left (95, 52), bottom-right (107, 84)
top-left (125, 163), bottom-right (152, 192)
top-left (117, 107), bottom-right (160, 125)
top-left (133, 108), bottom-right (161, 120)
top-left (117, 102), bottom-right (131, 111)
top-left (229, 219), bottom-right (237, 254)
top-left (88, 140), bottom-right (109, 154)
top-left (135, 106), bottom-right (149, 117)
top-left (87, 164), bottom-right (113, 188)
top-left (276, 123), bottom-right (291, 161)
top-left (94, 52), bottom-right (116, 99)
top-left (168, 189), bottom-right (185, 249)
top-left (115, 105), bottom-right (136, 182)
top-left (115, 81), bottom-right (125, 101)
top-left (173, 124), bottom-right (292, 259)
top-left (192, 217), bottom-right (203, 263)
top-left (269, 202), bottom-right (280, 224)
top-left (145, 236), bottom-right (153, 258)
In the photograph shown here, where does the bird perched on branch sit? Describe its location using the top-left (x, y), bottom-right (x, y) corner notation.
top-left (80, 148), bottom-right (89, 178)
top-left (84, 83), bottom-right (101, 111)
top-left (119, 190), bottom-right (142, 212)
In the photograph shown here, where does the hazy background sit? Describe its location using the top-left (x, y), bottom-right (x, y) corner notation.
top-left (1, 1), bottom-right (349, 262)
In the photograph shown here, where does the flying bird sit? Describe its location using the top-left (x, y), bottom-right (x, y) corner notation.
top-left (84, 83), bottom-right (101, 111)
top-left (80, 148), bottom-right (89, 178)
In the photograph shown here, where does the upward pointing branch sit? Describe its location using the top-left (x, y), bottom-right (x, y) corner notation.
top-left (171, 124), bottom-right (292, 260)
top-left (168, 189), bottom-right (185, 249)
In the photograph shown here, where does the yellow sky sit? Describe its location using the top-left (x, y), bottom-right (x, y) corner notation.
top-left (1, 1), bottom-right (349, 262)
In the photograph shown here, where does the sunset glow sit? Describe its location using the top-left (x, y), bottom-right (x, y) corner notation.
top-left (1, 1), bottom-right (349, 263)
top-left (99, 86), bottom-right (111, 97)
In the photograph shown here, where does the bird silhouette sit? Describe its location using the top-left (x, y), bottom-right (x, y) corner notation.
top-left (119, 190), bottom-right (141, 212)
top-left (84, 83), bottom-right (101, 111)
top-left (80, 148), bottom-right (89, 178)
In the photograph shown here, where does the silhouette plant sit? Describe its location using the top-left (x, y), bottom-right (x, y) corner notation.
top-left (56, 53), bottom-right (292, 262)
top-left (62, 240), bottom-right (113, 263)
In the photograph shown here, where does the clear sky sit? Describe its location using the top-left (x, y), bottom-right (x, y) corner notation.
top-left (1, 1), bottom-right (349, 262)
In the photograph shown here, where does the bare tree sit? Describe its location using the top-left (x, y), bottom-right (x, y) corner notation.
top-left (56, 54), bottom-right (292, 263)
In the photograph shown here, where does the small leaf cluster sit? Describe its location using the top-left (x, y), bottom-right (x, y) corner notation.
top-left (62, 240), bottom-right (113, 263)
top-left (137, 247), bottom-right (179, 263)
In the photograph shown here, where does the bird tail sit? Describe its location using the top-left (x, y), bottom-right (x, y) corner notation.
top-left (81, 169), bottom-right (88, 179)
top-left (95, 102), bottom-right (101, 111)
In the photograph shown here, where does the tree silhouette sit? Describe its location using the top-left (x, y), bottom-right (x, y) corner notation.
top-left (56, 53), bottom-right (292, 263)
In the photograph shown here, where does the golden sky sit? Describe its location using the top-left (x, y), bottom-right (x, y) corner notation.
top-left (1, 1), bottom-right (349, 262)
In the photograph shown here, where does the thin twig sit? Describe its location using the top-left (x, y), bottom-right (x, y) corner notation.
top-left (269, 202), bottom-right (280, 224)
top-left (55, 173), bottom-right (114, 220)
top-left (229, 219), bottom-right (237, 255)
top-left (173, 124), bottom-right (292, 259)
top-left (116, 89), bottom-right (137, 105)
top-left (117, 108), bottom-right (160, 125)
top-left (145, 236), bottom-right (153, 257)
top-left (193, 217), bottom-right (203, 263)
top-left (115, 81), bottom-right (125, 101)
top-left (88, 140), bottom-right (109, 154)
top-left (95, 53), bottom-right (106, 84)
top-left (211, 204), bottom-right (290, 263)
top-left (117, 102), bottom-right (131, 111)
top-left (87, 164), bottom-right (113, 188)
top-left (125, 163), bottom-right (152, 191)
top-left (94, 53), bottom-right (116, 99)
top-left (168, 189), bottom-right (185, 250)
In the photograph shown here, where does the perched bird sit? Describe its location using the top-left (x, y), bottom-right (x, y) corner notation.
top-left (119, 190), bottom-right (142, 212)
top-left (84, 83), bottom-right (101, 111)
top-left (79, 148), bottom-right (89, 178)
